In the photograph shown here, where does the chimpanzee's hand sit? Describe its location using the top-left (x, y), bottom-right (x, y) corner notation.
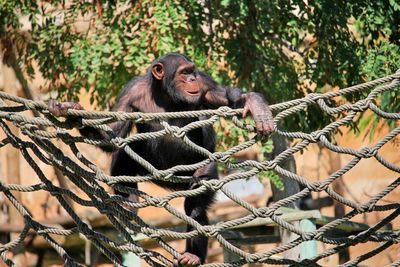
top-left (48, 99), bottom-right (83, 117)
top-left (241, 92), bottom-right (274, 135)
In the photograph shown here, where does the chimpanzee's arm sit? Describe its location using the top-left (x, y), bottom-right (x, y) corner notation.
top-left (48, 84), bottom-right (137, 152)
top-left (199, 72), bottom-right (274, 135)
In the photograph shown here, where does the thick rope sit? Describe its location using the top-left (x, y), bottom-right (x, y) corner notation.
top-left (0, 70), bottom-right (399, 266)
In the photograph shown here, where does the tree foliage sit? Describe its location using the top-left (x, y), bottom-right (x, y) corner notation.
top-left (1, 0), bottom-right (399, 132)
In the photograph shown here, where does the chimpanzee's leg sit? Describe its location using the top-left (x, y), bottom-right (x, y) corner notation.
top-left (110, 149), bottom-right (140, 202)
top-left (177, 163), bottom-right (218, 266)
top-left (184, 191), bottom-right (215, 263)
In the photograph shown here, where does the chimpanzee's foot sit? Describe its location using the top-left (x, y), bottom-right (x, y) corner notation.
top-left (174, 252), bottom-right (201, 266)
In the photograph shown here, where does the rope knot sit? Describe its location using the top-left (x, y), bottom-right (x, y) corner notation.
top-left (111, 137), bottom-right (126, 148)
top-left (161, 121), bottom-right (185, 138)
top-left (157, 199), bottom-right (169, 207)
top-left (302, 231), bottom-right (315, 241)
top-left (217, 106), bottom-right (236, 116)
top-left (261, 161), bottom-right (275, 170)
top-left (209, 152), bottom-right (224, 162)
top-left (198, 225), bottom-right (215, 236)
top-left (306, 93), bottom-right (321, 102)
top-left (200, 180), bottom-right (223, 191)
top-left (309, 182), bottom-right (324, 192)
top-left (220, 154), bottom-right (231, 163)
top-left (354, 205), bottom-right (368, 213)
top-left (352, 100), bottom-right (368, 112)
top-left (359, 203), bottom-right (375, 213)
top-left (153, 170), bottom-right (170, 180)
top-left (245, 254), bottom-right (258, 263)
top-left (308, 132), bottom-right (321, 143)
top-left (357, 147), bottom-right (376, 158)
top-left (253, 208), bottom-right (273, 218)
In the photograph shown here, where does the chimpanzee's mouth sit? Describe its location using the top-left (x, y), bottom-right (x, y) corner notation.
top-left (185, 90), bottom-right (200, 96)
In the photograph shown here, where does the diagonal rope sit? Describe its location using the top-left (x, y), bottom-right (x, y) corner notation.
top-left (0, 70), bottom-right (398, 266)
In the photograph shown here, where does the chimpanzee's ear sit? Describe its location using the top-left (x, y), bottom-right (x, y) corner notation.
top-left (151, 63), bottom-right (164, 80)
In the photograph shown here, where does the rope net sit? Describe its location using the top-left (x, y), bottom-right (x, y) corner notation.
top-left (0, 70), bottom-right (399, 267)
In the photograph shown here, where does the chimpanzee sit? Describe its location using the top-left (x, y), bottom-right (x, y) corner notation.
top-left (49, 52), bottom-right (274, 266)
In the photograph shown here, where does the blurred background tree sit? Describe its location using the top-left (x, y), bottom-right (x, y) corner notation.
top-left (1, 0), bottom-right (399, 133)
top-left (0, 2), bottom-right (398, 264)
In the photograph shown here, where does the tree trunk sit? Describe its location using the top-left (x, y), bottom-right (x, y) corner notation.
top-left (2, 40), bottom-right (27, 267)
top-left (4, 39), bottom-right (74, 217)
top-left (271, 134), bottom-right (301, 260)
top-left (328, 150), bottom-right (349, 263)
